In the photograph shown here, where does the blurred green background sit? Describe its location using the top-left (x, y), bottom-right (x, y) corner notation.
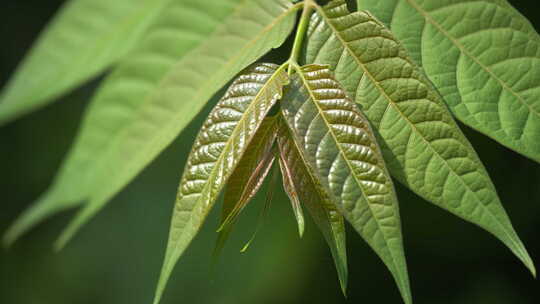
top-left (1, 0), bottom-right (539, 303)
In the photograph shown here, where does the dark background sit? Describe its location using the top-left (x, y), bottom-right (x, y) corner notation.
top-left (1, 1), bottom-right (539, 303)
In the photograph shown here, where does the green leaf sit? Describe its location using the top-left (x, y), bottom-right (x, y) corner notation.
top-left (0, 0), bottom-right (173, 125)
top-left (213, 117), bottom-right (278, 259)
top-left (281, 64), bottom-right (410, 304)
top-left (3, 0), bottom-right (298, 248)
top-left (277, 120), bottom-right (348, 295)
top-left (154, 62), bottom-right (289, 304)
top-left (357, 0), bottom-right (540, 162)
top-left (306, 0), bottom-right (535, 276)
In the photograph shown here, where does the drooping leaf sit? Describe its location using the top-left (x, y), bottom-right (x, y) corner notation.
top-left (278, 146), bottom-right (306, 237)
top-left (356, 0), bottom-right (540, 162)
top-left (213, 117), bottom-right (278, 259)
top-left (0, 0), bottom-right (173, 125)
top-left (240, 158), bottom-right (280, 253)
top-left (277, 120), bottom-right (348, 295)
top-left (281, 64), bottom-right (410, 304)
top-left (3, 0), bottom-right (298, 248)
top-left (305, 0), bottom-right (535, 276)
top-left (154, 62), bottom-right (289, 304)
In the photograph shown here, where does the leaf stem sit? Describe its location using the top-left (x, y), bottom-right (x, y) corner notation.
top-left (288, 0), bottom-right (314, 74)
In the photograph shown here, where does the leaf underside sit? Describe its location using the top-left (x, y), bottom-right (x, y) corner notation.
top-left (0, 0), bottom-right (172, 125)
top-left (3, 0), bottom-right (298, 249)
top-left (305, 0), bottom-right (534, 276)
top-left (281, 64), bottom-right (410, 304)
top-left (154, 62), bottom-right (289, 304)
top-left (277, 120), bottom-right (348, 295)
top-left (356, 0), bottom-right (540, 162)
top-left (214, 117), bottom-right (278, 259)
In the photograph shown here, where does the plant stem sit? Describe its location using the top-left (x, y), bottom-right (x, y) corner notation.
top-left (288, 0), bottom-right (314, 74)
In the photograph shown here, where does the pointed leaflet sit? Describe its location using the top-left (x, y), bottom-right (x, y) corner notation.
top-left (0, 0), bottom-right (173, 125)
top-left (154, 63), bottom-right (288, 304)
top-left (3, 0), bottom-right (243, 246)
top-left (356, 0), bottom-right (540, 162)
top-left (281, 64), bottom-right (410, 303)
top-left (3, 0), bottom-right (298, 248)
top-left (305, 0), bottom-right (535, 275)
top-left (213, 117), bottom-right (278, 258)
top-left (279, 155), bottom-right (306, 237)
top-left (277, 120), bottom-right (348, 295)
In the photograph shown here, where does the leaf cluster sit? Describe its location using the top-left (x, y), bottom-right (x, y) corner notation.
top-left (1, 0), bottom-right (539, 303)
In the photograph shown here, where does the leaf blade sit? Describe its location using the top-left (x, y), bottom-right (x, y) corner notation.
top-left (357, 0), bottom-right (540, 162)
top-left (3, 0), bottom-right (298, 248)
top-left (154, 62), bottom-right (289, 304)
top-left (213, 117), bottom-right (278, 258)
top-left (306, 0), bottom-right (534, 276)
top-left (277, 120), bottom-right (348, 295)
top-left (281, 64), bottom-right (410, 303)
top-left (0, 0), bottom-right (173, 125)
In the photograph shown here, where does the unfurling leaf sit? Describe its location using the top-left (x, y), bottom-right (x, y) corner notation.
top-left (305, 0), bottom-right (535, 276)
top-left (0, 0), bottom-right (172, 125)
top-left (3, 0), bottom-right (298, 249)
top-left (154, 63), bottom-right (289, 304)
top-left (277, 120), bottom-right (348, 295)
top-left (358, 0), bottom-right (540, 162)
top-left (213, 117), bottom-right (278, 259)
top-left (281, 64), bottom-right (410, 304)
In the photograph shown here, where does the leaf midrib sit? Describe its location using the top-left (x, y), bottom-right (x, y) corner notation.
top-left (165, 65), bottom-right (286, 275)
top-left (293, 65), bottom-right (403, 281)
top-left (405, 0), bottom-right (540, 117)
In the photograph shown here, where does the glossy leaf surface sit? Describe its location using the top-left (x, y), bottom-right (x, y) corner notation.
top-left (277, 121), bottom-right (348, 294)
top-left (0, 0), bottom-right (172, 125)
top-left (3, 0), bottom-right (297, 248)
top-left (305, 0), bottom-right (534, 276)
top-left (281, 64), bottom-right (410, 303)
top-left (155, 63), bottom-right (289, 304)
top-left (357, 0), bottom-right (540, 162)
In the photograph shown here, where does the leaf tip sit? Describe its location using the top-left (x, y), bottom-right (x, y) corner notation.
top-left (339, 282), bottom-right (347, 298)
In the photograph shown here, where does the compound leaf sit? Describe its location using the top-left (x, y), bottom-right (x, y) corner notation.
top-left (281, 64), bottom-right (410, 304)
top-left (306, 0), bottom-right (535, 276)
top-left (0, 0), bottom-right (172, 125)
top-left (357, 0), bottom-right (540, 162)
top-left (154, 62), bottom-right (289, 304)
top-left (3, 0), bottom-right (298, 248)
top-left (214, 117), bottom-right (278, 259)
top-left (277, 120), bottom-right (348, 295)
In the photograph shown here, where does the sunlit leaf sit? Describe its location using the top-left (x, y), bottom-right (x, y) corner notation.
top-left (213, 117), bottom-right (278, 259)
top-left (0, 0), bottom-right (173, 125)
top-left (277, 120), bottom-right (348, 295)
top-left (305, 0), bottom-right (535, 276)
top-left (357, 0), bottom-right (540, 162)
top-left (281, 64), bottom-right (410, 303)
top-left (154, 63), bottom-right (289, 304)
top-left (3, 0), bottom-right (298, 248)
